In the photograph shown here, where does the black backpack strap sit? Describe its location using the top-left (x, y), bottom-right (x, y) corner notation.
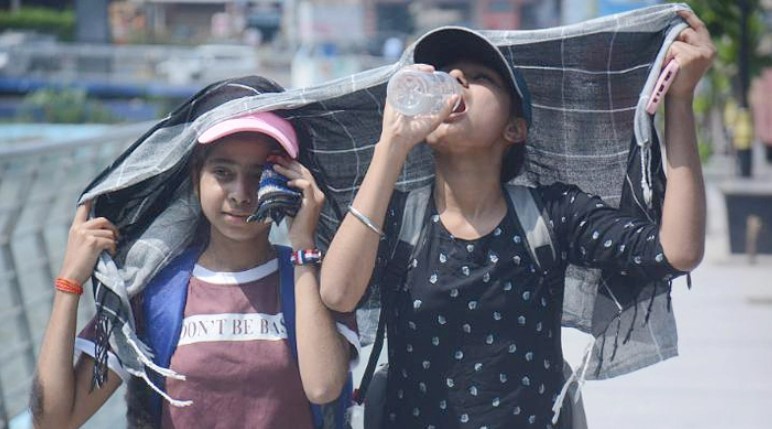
top-left (355, 184), bottom-right (432, 404)
top-left (505, 184), bottom-right (556, 272)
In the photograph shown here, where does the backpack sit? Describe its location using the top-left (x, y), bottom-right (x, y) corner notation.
top-left (354, 184), bottom-right (587, 429)
top-left (140, 245), bottom-right (351, 429)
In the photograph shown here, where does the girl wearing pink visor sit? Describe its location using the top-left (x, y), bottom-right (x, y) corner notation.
top-left (33, 76), bottom-right (358, 429)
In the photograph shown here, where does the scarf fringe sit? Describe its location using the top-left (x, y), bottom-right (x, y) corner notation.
top-left (551, 342), bottom-right (593, 424)
top-left (622, 300), bottom-right (638, 345)
top-left (95, 311), bottom-right (192, 408)
top-left (610, 313), bottom-right (622, 362)
top-left (126, 367), bottom-right (193, 408)
top-left (595, 325), bottom-right (606, 378)
top-left (122, 326), bottom-right (187, 381)
top-left (639, 143), bottom-right (653, 208)
top-left (120, 322), bottom-right (192, 408)
top-left (644, 283), bottom-right (658, 325)
top-left (93, 307), bottom-right (115, 389)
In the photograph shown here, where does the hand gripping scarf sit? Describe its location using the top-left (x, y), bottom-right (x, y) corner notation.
top-left (80, 3), bottom-right (692, 405)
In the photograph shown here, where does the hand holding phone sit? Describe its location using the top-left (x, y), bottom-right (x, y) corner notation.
top-left (646, 60), bottom-right (680, 115)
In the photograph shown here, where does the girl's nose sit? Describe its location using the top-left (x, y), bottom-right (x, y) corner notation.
top-left (229, 177), bottom-right (256, 206)
top-left (448, 68), bottom-right (467, 87)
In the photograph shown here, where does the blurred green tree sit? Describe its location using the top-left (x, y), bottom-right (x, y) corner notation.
top-left (669, 0), bottom-right (771, 166)
top-left (674, 0), bottom-right (770, 99)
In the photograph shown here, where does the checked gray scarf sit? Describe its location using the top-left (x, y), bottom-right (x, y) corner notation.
top-left (80, 3), bottom-right (692, 403)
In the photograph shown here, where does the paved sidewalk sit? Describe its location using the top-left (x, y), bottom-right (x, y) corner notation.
top-left (570, 259), bottom-right (772, 428)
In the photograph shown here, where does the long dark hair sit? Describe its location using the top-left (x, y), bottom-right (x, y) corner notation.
top-left (501, 144), bottom-right (526, 183)
top-left (188, 143), bottom-right (217, 249)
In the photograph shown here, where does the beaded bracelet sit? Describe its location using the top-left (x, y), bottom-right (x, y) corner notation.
top-left (291, 248), bottom-right (323, 266)
top-left (55, 277), bottom-right (83, 295)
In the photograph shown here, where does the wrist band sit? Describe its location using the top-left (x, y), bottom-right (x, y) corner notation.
top-left (291, 248), bottom-right (323, 265)
top-left (55, 277), bottom-right (83, 295)
top-left (347, 205), bottom-right (385, 237)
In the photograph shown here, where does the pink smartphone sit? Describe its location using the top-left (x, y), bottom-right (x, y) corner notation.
top-left (646, 60), bottom-right (680, 114)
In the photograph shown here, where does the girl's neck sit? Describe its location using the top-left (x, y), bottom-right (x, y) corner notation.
top-left (434, 151), bottom-right (504, 213)
top-left (198, 235), bottom-right (275, 272)
top-left (433, 158), bottom-right (507, 240)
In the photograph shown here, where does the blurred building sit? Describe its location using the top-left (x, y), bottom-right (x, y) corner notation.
top-left (361, 0), bottom-right (561, 35)
top-left (105, 1), bottom-right (672, 49)
top-left (561, 0), bottom-right (664, 25)
top-left (596, 0), bottom-right (660, 16)
top-left (109, 0), bottom-right (283, 44)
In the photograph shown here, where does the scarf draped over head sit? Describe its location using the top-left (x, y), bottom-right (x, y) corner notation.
top-left (80, 75), bottom-right (295, 397)
top-left (81, 3), bottom-right (691, 400)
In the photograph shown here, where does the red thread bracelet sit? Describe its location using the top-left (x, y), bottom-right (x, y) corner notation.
top-left (290, 249), bottom-right (323, 265)
top-left (55, 277), bottom-right (83, 295)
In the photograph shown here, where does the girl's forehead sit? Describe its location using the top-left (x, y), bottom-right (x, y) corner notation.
top-left (205, 134), bottom-right (276, 162)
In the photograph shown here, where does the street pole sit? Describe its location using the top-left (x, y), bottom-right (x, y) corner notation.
top-left (737, 0), bottom-right (753, 177)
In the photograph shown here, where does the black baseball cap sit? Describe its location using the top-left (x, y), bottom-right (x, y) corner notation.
top-left (412, 26), bottom-right (532, 126)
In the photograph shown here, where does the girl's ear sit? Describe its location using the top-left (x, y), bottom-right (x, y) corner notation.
top-left (504, 118), bottom-right (528, 145)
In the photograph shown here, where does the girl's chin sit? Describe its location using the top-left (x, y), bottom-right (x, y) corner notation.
top-left (216, 228), bottom-right (270, 244)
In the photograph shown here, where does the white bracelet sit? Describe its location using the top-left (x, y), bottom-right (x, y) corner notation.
top-left (347, 205), bottom-right (385, 237)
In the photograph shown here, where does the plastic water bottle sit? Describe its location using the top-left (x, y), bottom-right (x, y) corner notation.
top-left (387, 69), bottom-right (461, 116)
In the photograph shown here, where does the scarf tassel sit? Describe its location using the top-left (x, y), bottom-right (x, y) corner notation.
top-left (622, 300), bottom-right (639, 345)
top-left (125, 367), bottom-right (193, 408)
top-left (92, 310), bottom-right (116, 390)
top-left (551, 343), bottom-right (593, 424)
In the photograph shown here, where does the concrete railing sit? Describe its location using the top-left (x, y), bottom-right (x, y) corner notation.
top-left (0, 122), bottom-right (151, 428)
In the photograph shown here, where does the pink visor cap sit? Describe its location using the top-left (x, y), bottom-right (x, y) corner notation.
top-left (197, 111), bottom-right (299, 159)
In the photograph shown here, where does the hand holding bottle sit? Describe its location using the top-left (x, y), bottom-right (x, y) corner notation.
top-left (387, 67), bottom-right (462, 116)
top-left (379, 65), bottom-right (460, 160)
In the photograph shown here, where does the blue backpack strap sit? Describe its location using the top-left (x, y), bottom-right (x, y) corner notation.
top-left (277, 245), bottom-right (297, 355)
top-left (336, 376), bottom-right (353, 429)
top-left (277, 244), bottom-right (353, 429)
top-left (277, 245), bottom-right (326, 428)
top-left (141, 247), bottom-right (200, 423)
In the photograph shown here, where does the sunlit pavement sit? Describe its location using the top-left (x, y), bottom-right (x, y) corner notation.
top-left (571, 242), bottom-right (772, 428)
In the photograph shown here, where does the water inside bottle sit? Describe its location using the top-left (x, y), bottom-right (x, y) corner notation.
top-left (387, 70), bottom-right (461, 116)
